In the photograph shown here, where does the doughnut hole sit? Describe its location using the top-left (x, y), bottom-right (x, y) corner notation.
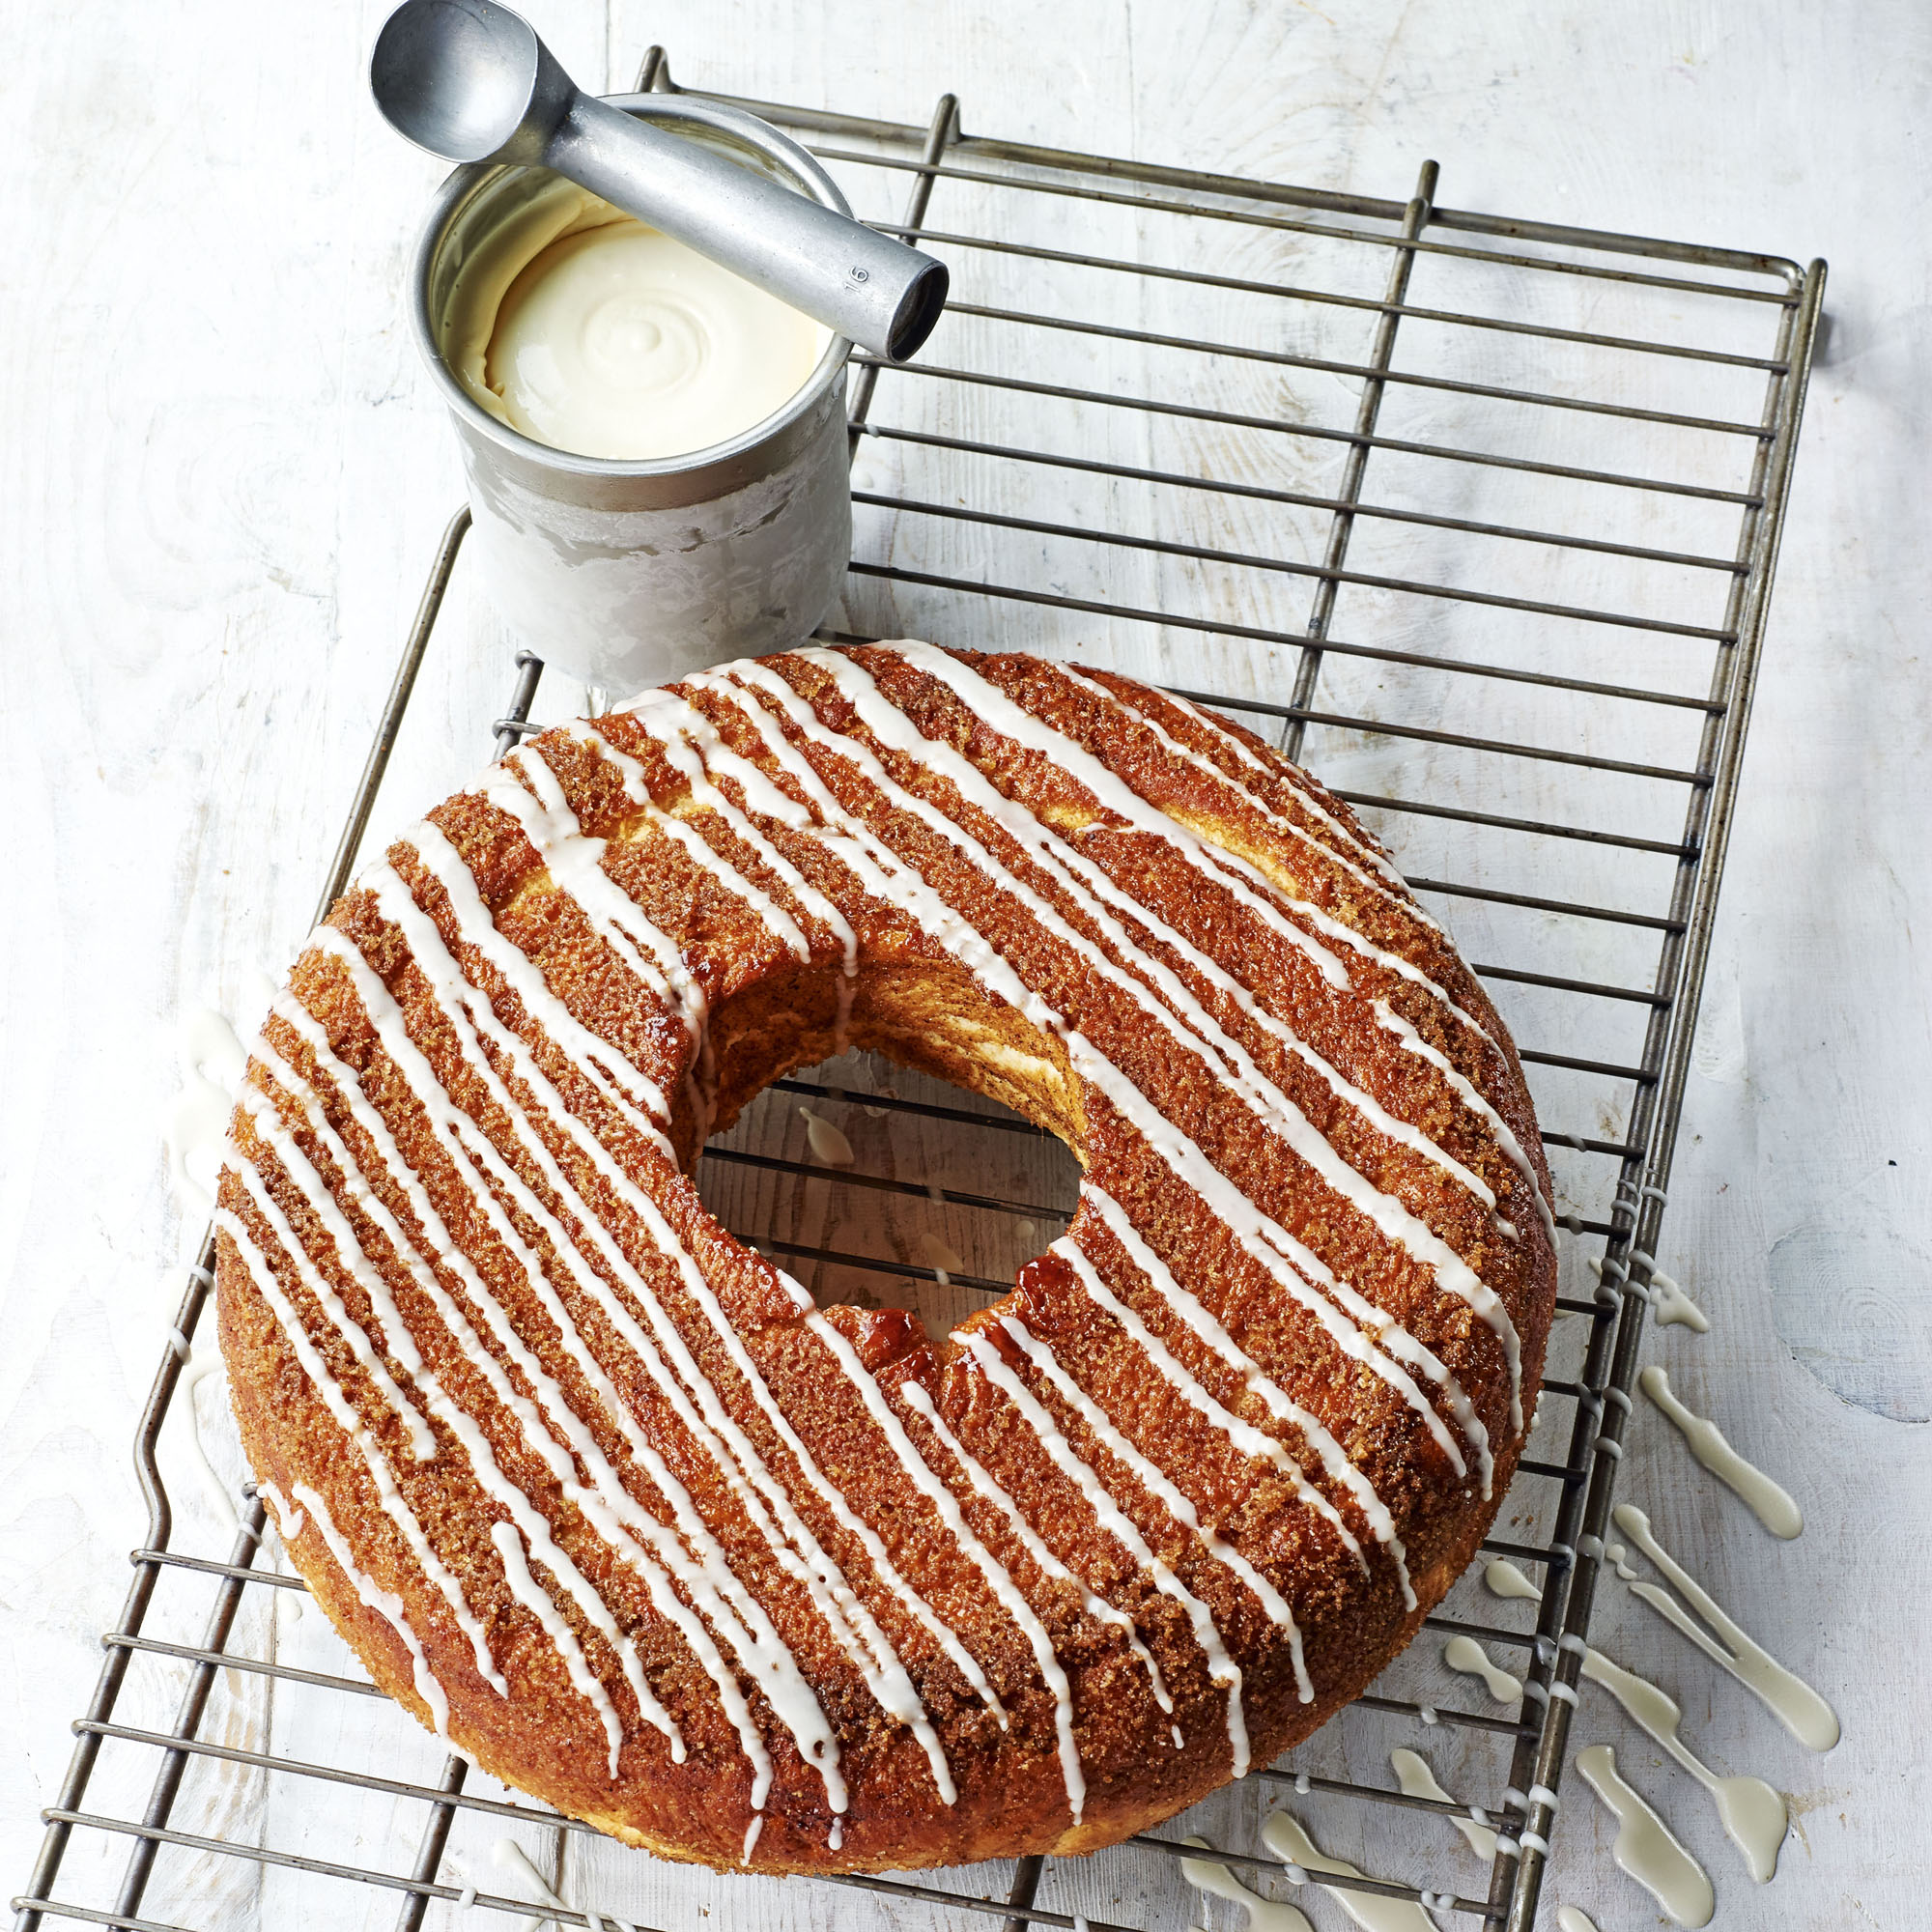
top-left (693, 959), bottom-right (1083, 1344)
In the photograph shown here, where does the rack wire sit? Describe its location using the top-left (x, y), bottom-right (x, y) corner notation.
top-left (14, 47), bottom-right (1823, 1932)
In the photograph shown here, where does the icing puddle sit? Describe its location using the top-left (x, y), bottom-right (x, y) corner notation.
top-left (1179, 1837), bottom-right (1313, 1932)
top-left (490, 1839), bottom-right (642, 1932)
top-left (1639, 1366), bottom-right (1803, 1539)
top-left (1581, 1647), bottom-right (1787, 1880)
top-left (1442, 1634), bottom-right (1521, 1704)
top-left (1646, 1266), bottom-right (1710, 1332)
top-left (796, 1104), bottom-right (854, 1165)
top-left (1463, 1401), bottom-right (1815, 1917)
top-left (1483, 1556), bottom-right (1543, 1603)
top-left (1609, 1504), bottom-right (1839, 1750)
top-left (180, 1347), bottom-right (237, 1528)
top-left (1389, 1748), bottom-right (1497, 1860)
top-left (1575, 1745), bottom-right (1714, 1927)
top-left (1262, 1812), bottom-right (1440, 1932)
top-left (1179, 1815), bottom-right (1458, 1932)
top-left (1166, 1321), bottom-right (1832, 1932)
top-left (165, 1006), bottom-right (247, 1220)
top-left (1590, 1253), bottom-right (1709, 1331)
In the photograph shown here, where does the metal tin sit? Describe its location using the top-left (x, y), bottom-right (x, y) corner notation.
top-left (410, 94), bottom-right (852, 688)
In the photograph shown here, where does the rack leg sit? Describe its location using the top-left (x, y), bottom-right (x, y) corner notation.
top-left (1001, 1853), bottom-right (1044, 1932)
top-left (1282, 158), bottom-right (1437, 764)
top-left (392, 1756), bottom-right (469, 1932)
top-left (110, 1502), bottom-right (270, 1923)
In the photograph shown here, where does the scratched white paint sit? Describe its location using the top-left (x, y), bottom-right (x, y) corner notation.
top-left (1, 4), bottom-right (1924, 1931)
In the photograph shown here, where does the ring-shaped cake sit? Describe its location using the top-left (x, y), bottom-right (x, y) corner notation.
top-left (216, 643), bottom-right (1556, 1871)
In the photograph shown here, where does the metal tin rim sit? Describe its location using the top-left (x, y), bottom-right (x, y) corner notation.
top-left (409, 93), bottom-right (854, 481)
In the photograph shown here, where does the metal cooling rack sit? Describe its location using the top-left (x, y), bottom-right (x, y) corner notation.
top-left (14, 45), bottom-right (1824, 1932)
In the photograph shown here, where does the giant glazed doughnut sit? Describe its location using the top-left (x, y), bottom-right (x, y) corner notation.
top-left (215, 642), bottom-right (1557, 1872)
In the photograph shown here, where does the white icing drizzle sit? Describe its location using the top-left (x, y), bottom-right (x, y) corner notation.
top-left (485, 754), bottom-right (692, 1025)
top-left (620, 687), bottom-right (861, 1006)
top-left (998, 679), bottom-right (1510, 1232)
top-left (325, 880), bottom-right (965, 1800)
top-left (304, 943), bottom-right (859, 1774)
top-left (291, 1478), bottom-right (448, 1735)
top-left (232, 1094), bottom-right (439, 1460)
top-left (332, 879), bottom-right (923, 1692)
top-left (257, 1008), bottom-right (826, 1814)
top-left (1371, 1000), bottom-right (1555, 1244)
top-left (410, 821), bottom-right (677, 1156)
top-left (801, 1313), bottom-right (1010, 1725)
top-left (1442, 1634), bottom-right (1521, 1703)
top-left (222, 640), bottom-right (1555, 1839)
top-left (1259, 1811), bottom-right (1437, 1932)
top-left (416, 801), bottom-right (1007, 1782)
top-left (168, 1007), bottom-right (248, 1220)
top-left (564, 721), bottom-right (813, 963)
top-left (1218, 835), bottom-right (1501, 1054)
top-left (1609, 1505), bottom-right (1839, 1750)
top-left (491, 1839), bottom-right (641, 1932)
top-left (256, 1478), bottom-right (305, 1540)
top-left (706, 668), bottom-right (1492, 1532)
top-left (1053, 1236), bottom-right (1365, 1573)
top-left (741, 1814), bottom-right (764, 1864)
top-left (490, 1519), bottom-right (635, 1777)
top-left (214, 1207), bottom-right (503, 1699)
top-left (1151, 688), bottom-right (1413, 894)
top-left (1483, 1557), bottom-right (1543, 1603)
top-left (803, 646), bottom-right (1520, 1438)
top-left (1063, 668), bottom-right (1456, 952)
top-left (1647, 1268), bottom-right (1710, 1332)
top-left (1179, 1836), bottom-right (1316, 1932)
top-left (1639, 1366), bottom-right (1801, 1539)
top-left (485, 751), bottom-right (718, 1134)
top-left (715, 659), bottom-right (1493, 1491)
top-left (384, 846), bottom-right (1000, 1757)
top-left (442, 1357), bottom-right (683, 1757)
top-left (247, 1046), bottom-right (715, 1735)
top-left (179, 1347), bottom-right (238, 1528)
top-left (1582, 1645), bottom-right (1787, 1881)
top-left (1079, 1185), bottom-right (1409, 1606)
top-left (1388, 1748), bottom-right (1496, 1860)
top-left (961, 1327), bottom-right (1250, 1775)
top-left (866, 1377), bottom-right (1078, 1818)
top-left (1574, 1745), bottom-right (1715, 1928)
top-left (1133, 1092), bottom-right (1489, 1489)
top-left (1002, 1308), bottom-right (1313, 1703)
top-left (846, 653), bottom-right (1361, 1009)
top-left (239, 1123), bottom-right (669, 1755)
top-left (901, 1380), bottom-right (1179, 1718)
top-left (1554, 1910), bottom-right (1602, 1932)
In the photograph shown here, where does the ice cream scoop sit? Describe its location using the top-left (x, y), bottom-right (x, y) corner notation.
top-left (372, 0), bottom-right (949, 360)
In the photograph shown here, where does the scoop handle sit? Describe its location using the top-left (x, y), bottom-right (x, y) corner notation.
top-left (554, 91), bottom-right (947, 362)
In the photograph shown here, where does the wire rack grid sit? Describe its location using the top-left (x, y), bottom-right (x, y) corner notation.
top-left (14, 47), bottom-right (1824, 1932)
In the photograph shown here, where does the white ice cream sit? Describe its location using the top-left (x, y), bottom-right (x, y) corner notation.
top-left (448, 183), bottom-right (828, 460)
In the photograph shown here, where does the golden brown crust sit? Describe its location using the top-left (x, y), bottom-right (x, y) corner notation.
top-left (215, 644), bottom-right (1555, 1872)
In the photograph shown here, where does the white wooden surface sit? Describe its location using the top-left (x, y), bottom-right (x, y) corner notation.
top-left (4, 3), bottom-right (1929, 1928)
